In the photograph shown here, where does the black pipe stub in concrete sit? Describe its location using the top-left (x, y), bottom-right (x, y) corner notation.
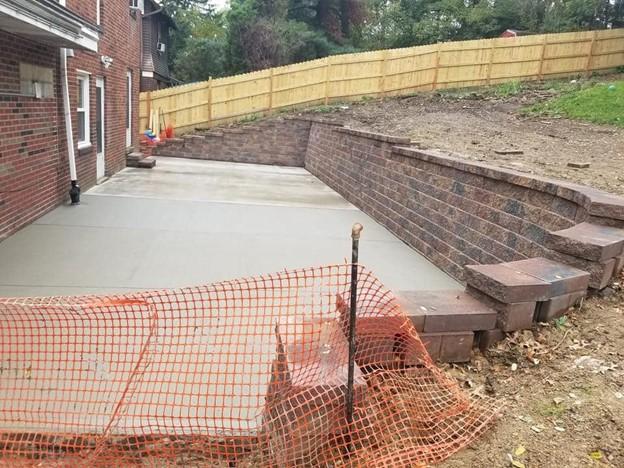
top-left (69, 180), bottom-right (81, 205)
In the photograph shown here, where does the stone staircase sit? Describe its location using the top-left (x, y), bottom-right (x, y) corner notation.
top-left (354, 222), bottom-right (624, 364)
top-left (126, 150), bottom-right (156, 169)
top-left (150, 118), bottom-right (312, 167)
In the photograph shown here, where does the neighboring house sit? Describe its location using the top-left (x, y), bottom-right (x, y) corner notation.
top-left (141, 0), bottom-right (175, 91)
top-left (500, 29), bottom-right (531, 38)
top-left (0, 0), bottom-right (142, 241)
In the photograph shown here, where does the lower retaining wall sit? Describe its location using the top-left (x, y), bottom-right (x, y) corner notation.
top-left (151, 117), bottom-right (312, 167)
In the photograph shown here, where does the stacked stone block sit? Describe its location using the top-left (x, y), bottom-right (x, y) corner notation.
top-left (152, 117), bottom-right (314, 167)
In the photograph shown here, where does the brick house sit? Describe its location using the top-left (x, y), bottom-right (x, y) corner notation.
top-left (0, 0), bottom-right (144, 241)
top-left (141, 0), bottom-right (176, 91)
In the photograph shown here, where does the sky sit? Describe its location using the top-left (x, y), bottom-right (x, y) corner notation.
top-left (210, 0), bottom-right (229, 10)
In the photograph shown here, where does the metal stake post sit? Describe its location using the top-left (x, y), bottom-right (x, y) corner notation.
top-left (346, 223), bottom-right (363, 429)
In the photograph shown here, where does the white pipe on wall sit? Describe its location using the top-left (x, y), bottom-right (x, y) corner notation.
top-left (60, 47), bottom-right (77, 182)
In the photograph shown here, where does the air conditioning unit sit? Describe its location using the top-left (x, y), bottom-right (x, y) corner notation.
top-left (156, 42), bottom-right (166, 53)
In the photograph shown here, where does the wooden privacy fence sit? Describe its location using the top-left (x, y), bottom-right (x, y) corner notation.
top-left (139, 28), bottom-right (624, 134)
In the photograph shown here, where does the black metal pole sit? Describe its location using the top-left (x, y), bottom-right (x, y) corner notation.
top-left (346, 223), bottom-right (363, 429)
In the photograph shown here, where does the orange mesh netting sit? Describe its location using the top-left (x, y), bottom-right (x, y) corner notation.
top-left (0, 265), bottom-right (500, 467)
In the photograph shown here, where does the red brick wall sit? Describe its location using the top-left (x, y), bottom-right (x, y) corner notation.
top-left (305, 123), bottom-right (587, 281)
top-left (0, 1), bottom-right (142, 241)
top-left (153, 117), bottom-right (313, 167)
top-left (0, 31), bottom-right (64, 241)
top-left (65, 0), bottom-right (142, 186)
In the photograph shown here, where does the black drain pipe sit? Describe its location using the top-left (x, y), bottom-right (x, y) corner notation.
top-left (346, 223), bottom-right (363, 434)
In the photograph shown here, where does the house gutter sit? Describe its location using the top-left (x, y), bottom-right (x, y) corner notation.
top-left (142, 7), bottom-right (163, 17)
top-left (60, 47), bottom-right (80, 204)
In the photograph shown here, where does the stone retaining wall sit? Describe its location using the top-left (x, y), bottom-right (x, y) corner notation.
top-left (304, 121), bottom-right (624, 289)
top-left (152, 117), bottom-right (312, 167)
top-left (152, 117), bottom-right (624, 361)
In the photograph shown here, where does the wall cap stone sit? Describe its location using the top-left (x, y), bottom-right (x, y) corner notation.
top-left (285, 116), bottom-right (344, 126)
top-left (392, 146), bottom-right (624, 219)
top-left (337, 127), bottom-right (412, 144)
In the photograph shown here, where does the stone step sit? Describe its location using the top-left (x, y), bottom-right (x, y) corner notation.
top-left (465, 263), bottom-right (551, 303)
top-left (465, 257), bottom-right (590, 303)
top-left (395, 290), bottom-right (497, 333)
top-left (535, 290), bottom-right (586, 323)
top-left (507, 257), bottom-right (590, 297)
top-left (127, 151), bottom-right (143, 160)
top-left (466, 286), bottom-right (535, 332)
top-left (419, 331), bottom-right (474, 363)
top-left (136, 157), bottom-right (156, 169)
top-left (547, 222), bottom-right (624, 261)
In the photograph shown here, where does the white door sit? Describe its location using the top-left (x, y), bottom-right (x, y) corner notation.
top-left (126, 71), bottom-right (132, 147)
top-left (95, 77), bottom-right (105, 180)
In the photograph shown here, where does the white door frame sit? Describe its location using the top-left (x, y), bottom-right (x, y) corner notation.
top-left (96, 76), bottom-right (105, 181)
top-left (126, 71), bottom-right (132, 147)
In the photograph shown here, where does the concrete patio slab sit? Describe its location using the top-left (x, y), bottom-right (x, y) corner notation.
top-left (0, 157), bottom-right (459, 297)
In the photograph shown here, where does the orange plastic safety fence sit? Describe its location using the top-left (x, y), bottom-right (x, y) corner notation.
top-left (0, 265), bottom-right (500, 467)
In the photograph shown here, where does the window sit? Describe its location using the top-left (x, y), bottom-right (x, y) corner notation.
top-left (129, 0), bottom-right (144, 13)
top-left (77, 73), bottom-right (90, 148)
top-left (96, 0), bottom-right (101, 25)
top-left (19, 63), bottom-right (53, 98)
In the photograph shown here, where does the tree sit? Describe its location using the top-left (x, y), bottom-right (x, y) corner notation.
top-left (173, 38), bottom-right (226, 82)
top-left (226, 0), bottom-right (340, 73)
top-left (159, 0), bottom-right (212, 17)
top-left (170, 0), bottom-right (623, 83)
top-left (167, 3), bottom-right (228, 82)
top-left (613, 0), bottom-right (624, 28)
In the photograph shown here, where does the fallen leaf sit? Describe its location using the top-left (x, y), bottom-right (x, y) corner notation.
top-left (530, 425), bottom-right (544, 433)
top-left (514, 445), bottom-right (526, 456)
top-left (511, 460), bottom-right (526, 468)
top-left (589, 450), bottom-right (603, 460)
top-left (553, 397), bottom-right (565, 405)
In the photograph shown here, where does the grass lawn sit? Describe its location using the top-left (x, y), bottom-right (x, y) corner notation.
top-left (524, 80), bottom-right (624, 127)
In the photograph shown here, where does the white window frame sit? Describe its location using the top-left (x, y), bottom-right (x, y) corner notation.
top-left (77, 73), bottom-right (91, 149)
top-left (129, 0), bottom-right (145, 14)
top-left (96, 0), bottom-right (101, 25)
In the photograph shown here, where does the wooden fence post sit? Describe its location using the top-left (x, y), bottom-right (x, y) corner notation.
top-left (324, 57), bottom-right (331, 105)
top-left (432, 44), bottom-right (442, 90)
top-left (486, 40), bottom-right (496, 85)
top-left (379, 50), bottom-right (388, 97)
top-left (207, 77), bottom-right (213, 127)
top-left (268, 68), bottom-right (274, 111)
top-left (586, 31), bottom-right (598, 77)
top-left (538, 35), bottom-right (548, 81)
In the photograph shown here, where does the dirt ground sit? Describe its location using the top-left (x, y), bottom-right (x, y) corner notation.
top-left (438, 280), bottom-right (624, 468)
top-left (298, 73), bottom-right (624, 196)
top-left (295, 75), bottom-right (624, 467)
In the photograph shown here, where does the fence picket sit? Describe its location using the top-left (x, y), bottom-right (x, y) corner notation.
top-left (139, 29), bottom-right (624, 134)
